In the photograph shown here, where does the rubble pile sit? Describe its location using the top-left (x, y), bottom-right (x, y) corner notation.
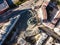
top-left (0, 0), bottom-right (60, 45)
top-left (15, 0), bottom-right (60, 45)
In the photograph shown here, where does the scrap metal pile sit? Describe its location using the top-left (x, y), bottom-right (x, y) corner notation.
top-left (0, 0), bottom-right (60, 45)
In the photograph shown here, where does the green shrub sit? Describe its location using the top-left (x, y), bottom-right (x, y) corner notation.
top-left (13, 0), bottom-right (27, 6)
top-left (57, 0), bottom-right (60, 5)
top-left (15, 0), bottom-right (27, 6)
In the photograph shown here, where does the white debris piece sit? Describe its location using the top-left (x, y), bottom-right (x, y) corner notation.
top-left (54, 28), bottom-right (60, 36)
top-left (25, 26), bottom-right (40, 37)
top-left (34, 34), bottom-right (41, 41)
top-left (35, 33), bottom-right (48, 45)
top-left (55, 43), bottom-right (60, 45)
top-left (45, 37), bottom-right (54, 45)
top-left (17, 38), bottom-right (26, 45)
top-left (17, 38), bottom-right (31, 45)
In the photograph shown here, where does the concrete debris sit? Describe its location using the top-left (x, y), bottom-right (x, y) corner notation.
top-left (0, 0), bottom-right (60, 45)
top-left (33, 34), bottom-right (41, 41)
top-left (17, 38), bottom-right (31, 45)
top-left (35, 33), bottom-right (48, 45)
top-left (42, 22), bottom-right (55, 29)
top-left (54, 43), bottom-right (60, 45)
top-left (45, 37), bottom-right (54, 45)
top-left (54, 21), bottom-right (60, 36)
top-left (54, 28), bottom-right (60, 36)
top-left (25, 26), bottom-right (40, 37)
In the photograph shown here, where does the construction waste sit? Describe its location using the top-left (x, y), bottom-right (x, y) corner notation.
top-left (0, 0), bottom-right (60, 45)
